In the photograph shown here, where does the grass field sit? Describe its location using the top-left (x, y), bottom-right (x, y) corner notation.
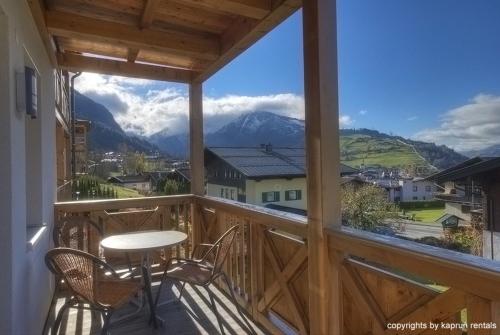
top-left (111, 184), bottom-right (143, 198)
top-left (404, 207), bottom-right (445, 223)
top-left (340, 134), bottom-right (429, 169)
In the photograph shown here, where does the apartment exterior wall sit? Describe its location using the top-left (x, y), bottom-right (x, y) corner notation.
top-left (245, 178), bottom-right (307, 210)
top-left (399, 179), bottom-right (436, 202)
top-left (0, 1), bottom-right (56, 333)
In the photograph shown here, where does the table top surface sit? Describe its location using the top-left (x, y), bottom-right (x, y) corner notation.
top-left (100, 230), bottom-right (187, 252)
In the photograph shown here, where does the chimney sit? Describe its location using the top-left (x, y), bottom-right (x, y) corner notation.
top-left (265, 143), bottom-right (272, 153)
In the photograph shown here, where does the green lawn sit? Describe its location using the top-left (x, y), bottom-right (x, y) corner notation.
top-left (110, 184), bottom-right (143, 198)
top-left (340, 134), bottom-right (430, 169)
top-left (404, 207), bottom-right (445, 223)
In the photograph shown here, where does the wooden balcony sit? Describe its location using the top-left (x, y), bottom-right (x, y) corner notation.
top-left (52, 194), bottom-right (500, 334)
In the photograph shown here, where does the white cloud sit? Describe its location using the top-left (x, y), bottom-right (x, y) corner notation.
top-left (76, 73), bottom-right (353, 136)
top-left (415, 93), bottom-right (500, 151)
top-left (340, 115), bottom-right (354, 127)
top-left (407, 116), bottom-right (418, 121)
top-left (359, 110), bottom-right (368, 115)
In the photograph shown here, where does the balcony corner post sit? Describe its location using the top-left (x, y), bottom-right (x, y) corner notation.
top-left (303, 0), bottom-right (342, 333)
top-left (189, 81), bottom-right (204, 246)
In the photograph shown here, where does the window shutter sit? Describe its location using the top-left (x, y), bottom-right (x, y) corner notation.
top-left (275, 191), bottom-right (280, 201)
top-left (297, 190), bottom-right (302, 200)
top-left (285, 191), bottom-right (289, 201)
top-left (262, 192), bottom-right (267, 202)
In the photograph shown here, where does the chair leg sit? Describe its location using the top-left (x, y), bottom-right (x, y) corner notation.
top-left (178, 281), bottom-right (186, 301)
top-left (221, 273), bottom-right (256, 335)
top-left (51, 298), bottom-right (71, 335)
top-left (142, 266), bottom-right (158, 328)
top-left (100, 310), bottom-right (114, 335)
top-left (154, 268), bottom-right (169, 308)
top-left (205, 286), bottom-right (225, 335)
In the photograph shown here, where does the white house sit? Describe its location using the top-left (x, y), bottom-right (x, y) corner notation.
top-left (205, 146), bottom-right (358, 215)
top-left (399, 177), bottom-right (436, 202)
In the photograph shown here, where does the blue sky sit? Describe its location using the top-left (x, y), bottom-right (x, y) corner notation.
top-left (77, 0), bottom-right (500, 152)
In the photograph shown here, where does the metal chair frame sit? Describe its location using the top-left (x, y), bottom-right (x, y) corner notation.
top-left (154, 225), bottom-right (255, 335)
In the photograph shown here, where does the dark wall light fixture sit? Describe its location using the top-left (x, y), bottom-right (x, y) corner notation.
top-left (16, 66), bottom-right (38, 119)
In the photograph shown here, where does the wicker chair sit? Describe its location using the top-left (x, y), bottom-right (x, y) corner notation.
top-left (154, 225), bottom-right (254, 334)
top-left (53, 216), bottom-right (103, 255)
top-left (45, 248), bottom-right (156, 335)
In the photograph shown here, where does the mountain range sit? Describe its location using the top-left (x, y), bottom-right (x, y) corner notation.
top-left (75, 91), bottom-right (159, 153)
top-left (76, 92), bottom-right (468, 170)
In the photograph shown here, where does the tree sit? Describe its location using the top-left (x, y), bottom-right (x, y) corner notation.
top-left (163, 179), bottom-right (188, 195)
top-left (341, 184), bottom-right (398, 231)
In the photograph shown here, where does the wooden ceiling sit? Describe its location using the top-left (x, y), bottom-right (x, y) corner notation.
top-left (27, 0), bottom-right (301, 83)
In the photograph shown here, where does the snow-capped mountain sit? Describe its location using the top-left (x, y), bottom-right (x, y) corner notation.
top-left (149, 111), bottom-right (306, 158)
top-left (206, 111), bottom-right (305, 147)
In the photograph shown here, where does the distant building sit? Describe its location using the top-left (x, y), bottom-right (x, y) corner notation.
top-left (74, 119), bottom-right (91, 174)
top-left (372, 179), bottom-right (402, 202)
top-left (205, 145), bottom-right (358, 214)
top-left (428, 157), bottom-right (500, 260)
top-left (398, 177), bottom-right (436, 202)
top-left (108, 175), bottom-right (152, 192)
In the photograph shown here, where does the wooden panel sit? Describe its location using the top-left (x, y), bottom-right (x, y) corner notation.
top-left (140, 0), bottom-right (160, 28)
top-left (46, 10), bottom-right (220, 61)
top-left (328, 227), bottom-right (500, 301)
top-left (26, 0), bottom-right (57, 65)
top-left (194, 0), bottom-right (301, 82)
top-left (57, 36), bottom-right (129, 59)
top-left (57, 53), bottom-right (195, 83)
top-left (177, 0), bottom-right (272, 19)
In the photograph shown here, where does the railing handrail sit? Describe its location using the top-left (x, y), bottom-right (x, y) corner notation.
top-left (327, 225), bottom-right (500, 301)
top-left (54, 194), bottom-right (193, 212)
top-left (194, 195), bottom-right (308, 237)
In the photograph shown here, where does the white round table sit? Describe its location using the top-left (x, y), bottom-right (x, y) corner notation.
top-left (101, 230), bottom-right (187, 252)
top-left (100, 230), bottom-right (187, 326)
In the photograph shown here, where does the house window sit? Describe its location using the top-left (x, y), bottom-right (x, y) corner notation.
top-left (220, 188), bottom-right (224, 197)
top-left (412, 196), bottom-right (418, 200)
top-left (425, 185), bottom-right (432, 192)
top-left (225, 188), bottom-right (229, 199)
top-left (262, 191), bottom-right (280, 203)
top-left (413, 185), bottom-right (418, 192)
top-left (285, 190), bottom-right (302, 201)
top-left (230, 189), bottom-right (235, 200)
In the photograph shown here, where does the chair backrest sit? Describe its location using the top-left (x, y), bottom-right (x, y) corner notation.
top-left (211, 225), bottom-right (239, 275)
top-left (45, 248), bottom-right (116, 307)
top-left (53, 216), bottom-right (103, 256)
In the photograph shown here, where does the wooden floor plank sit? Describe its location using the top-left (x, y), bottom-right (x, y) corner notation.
top-left (46, 280), bottom-right (267, 335)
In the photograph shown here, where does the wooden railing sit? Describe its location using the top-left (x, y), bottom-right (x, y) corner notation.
top-left (54, 195), bottom-right (193, 267)
top-left (53, 195), bottom-right (500, 334)
top-left (327, 226), bottom-right (500, 335)
top-left (193, 195), bottom-right (309, 334)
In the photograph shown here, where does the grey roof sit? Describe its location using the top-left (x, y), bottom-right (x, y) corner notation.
top-left (427, 156), bottom-right (500, 183)
top-left (108, 175), bottom-right (150, 183)
top-left (205, 147), bottom-right (358, 178)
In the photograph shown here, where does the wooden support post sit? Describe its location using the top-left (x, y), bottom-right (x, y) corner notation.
top-left (189, 82), bottom-right (204, 246)
top-left (303, 0), bottom-right (341, 334)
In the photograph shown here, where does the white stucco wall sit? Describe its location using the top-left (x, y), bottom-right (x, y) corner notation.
top-left (207, 183), bottom-right (238, 200)
top-left (246, 178), bottom-right (307, 210)
top-left (0, 1), bottom-right (56, 334)
top-left (399, 179), bottom-right (436, 202)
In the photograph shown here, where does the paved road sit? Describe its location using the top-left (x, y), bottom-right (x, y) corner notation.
top-left (396, 221), bottom-right (443, 240)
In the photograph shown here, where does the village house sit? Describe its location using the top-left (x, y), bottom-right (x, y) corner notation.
top-left (398, 177), bottom-right (437, 202)
top-left (428, 156), bottom-right (500, 260)
top-left (205, 145), bottom-right (358, 214)
top-left (108, 174), bottom-right (152, 193)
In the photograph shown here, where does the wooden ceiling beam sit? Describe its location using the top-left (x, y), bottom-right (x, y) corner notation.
top-left (140, 0), bottom-right (160, 28)
top-left (127, 48), bottom-right (140, 62)
top-left (57, 52), bottom-right (195, 83)
top-left (45, 10), bottom-right (220, 61)
top-left (194, 0), bottom-right (301, 82)
top-left (178, 0), bottom-right (272, 19)
top-left (27, 0), bottom-right (58, 66)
